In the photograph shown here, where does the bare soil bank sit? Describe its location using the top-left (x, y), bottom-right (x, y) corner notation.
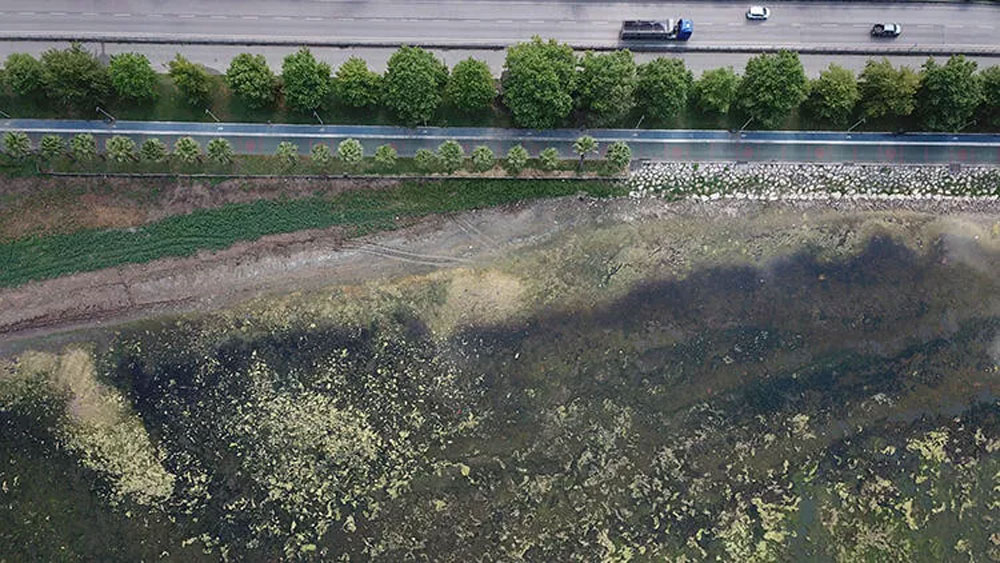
top-left (3, 195), bottom-right (1000, 356)
top-left (0, 175), bottom-right (403, 241)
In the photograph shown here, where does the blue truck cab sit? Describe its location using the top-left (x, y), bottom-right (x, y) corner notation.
top-left (676, 19), bottom-right (693, 40)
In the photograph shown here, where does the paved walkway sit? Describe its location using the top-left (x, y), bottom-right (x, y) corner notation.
top-left (4, 119), bottom-right (1000, 165)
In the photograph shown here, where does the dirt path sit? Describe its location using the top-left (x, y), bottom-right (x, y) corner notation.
top-left (0, 195), bottom-right (605, 354)
top-left (3, 195), bottom-right (1000, 356)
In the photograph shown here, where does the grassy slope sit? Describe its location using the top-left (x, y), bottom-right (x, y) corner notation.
top-left (0, 178), bottom-right (624, 288)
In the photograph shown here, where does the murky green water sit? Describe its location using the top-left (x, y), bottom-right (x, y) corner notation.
top-left (2, 236), bottom-right (998, 561)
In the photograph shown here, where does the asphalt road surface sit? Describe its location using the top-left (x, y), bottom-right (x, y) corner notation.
top-left (0, 0), bottom-right (997, 53)
top-left (4, 119), bottom-right (999, 165)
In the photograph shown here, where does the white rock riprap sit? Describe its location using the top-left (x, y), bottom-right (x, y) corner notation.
top-left (627, 163), bottom-right (1000, 201)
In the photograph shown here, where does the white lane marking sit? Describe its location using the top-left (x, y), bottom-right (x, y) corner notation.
top-left (497, 19), bottom-right (513, 23)
top-left (113, 13), bottom-right (131, 17)
top-left (593, 20), bottom-right (608, 25)
top-left (82, 12), bottom-right (98, 16)
top-left (274, 16), bottom-right (291, 20)
top-left (242, 15), bottom-right (258, 20)
top-left (528, 19), bottom-right (544, 24)
top-left (210, 15), bottom-right (227, 19)
top-left (178, 14), bottom-right (195, 19)
top-left (305, 16), bottom-right (322, 21)
top-left (50, 12), bottom-right (67, 16)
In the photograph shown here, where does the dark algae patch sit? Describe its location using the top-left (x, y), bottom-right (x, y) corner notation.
top-left (2, 230), bottom-right (999, 560)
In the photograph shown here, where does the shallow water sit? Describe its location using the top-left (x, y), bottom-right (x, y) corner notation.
top-left (2, 232), bottom-right (999, 561)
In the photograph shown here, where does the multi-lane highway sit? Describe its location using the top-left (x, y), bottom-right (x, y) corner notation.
top-left (4, 119), bottom-right (999, 165)
top-left (0, 0), bottom-right (997, 54)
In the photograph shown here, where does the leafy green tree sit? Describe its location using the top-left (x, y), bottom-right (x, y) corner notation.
top-left (572, 135), bottom-right (598, 169)
top-left (333, 57), bottom-right (382, 108)
top-left (109, 52), bottom-right (158, 102)
top-left (414, 148), bottom-right (438, 172)
top-left (858, 58), bottom-right (920, 120)
top-left (446, 58), bottom-right (495, 113)
top-left (39, 135), bottom-right (65, 161)
top-left (168, 54), bottom-right (212, 107)
top-left (505, 144), bottom-right (528, 174)
top-left (917, 55), bottom-right (982, 131)
top-left (383, 46), bottom-right (448, 125)
top-left (70, 133), bottom-right (96, 161)
top-left (636, 58), bottom-right (693, 122)
top-left (338, 138), bottom-right (363, 166)
top-left (736, 51), bottom-right (807, 128)
top-left (226, 53), bottom-right (277, 109)
top-left (605, 141), bottom-right (632, 171)
top-left (577, 50), bottom-right (637, 126)
top-left (502, 37), bottom-right (576, 129)
top-left (436, 140), bottom-right (465, 173)
top-left (106, 136), bottom-right (137, 163)
top-left (40, 43), bottom-right (110, 109)
top-left (694, 67), bottom-right (740, 115)
top-left (2, 131), bottom-right (31, 159)
top-left (980, 66), bottom-right (1000, 128)
top-left (140, 138), bottom-right (167, 162)
top-left (173, 136), bottom-right (202, 163)
top-left (276, 141), bottom-right (299, 167)
top-left (374, 144), bottom-right (397, 169)
top-left (3, 53), bottom-right (43, 96)
top-left (804, 64), bottom-right (859, 125)
top-left (539, 147), bottom-right (560, 170)
top-left (282, 48), bottom-right (332, 113)
top-left (311, 143), bottom-right (333, 166)
top-left (470, 145), bottom-right (495, 172)
top-left (207, 138), bottom-right (234, 165)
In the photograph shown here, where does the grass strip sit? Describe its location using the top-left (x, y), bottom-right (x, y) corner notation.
top-left (0, 178), bottom-right (624, 288)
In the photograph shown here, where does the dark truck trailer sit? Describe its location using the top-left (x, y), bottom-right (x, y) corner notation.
top-left (620, 19), bottom-right (693, 41)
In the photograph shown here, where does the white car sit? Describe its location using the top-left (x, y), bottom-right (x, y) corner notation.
top-left (746, 6), bottom-right (770, 20)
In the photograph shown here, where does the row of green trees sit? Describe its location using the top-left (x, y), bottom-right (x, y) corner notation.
top-left (1, 130), bottom-right (631, 174)
top-left (3, 41), bottom-right (998, 132)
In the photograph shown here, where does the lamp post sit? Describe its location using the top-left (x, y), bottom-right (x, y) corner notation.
top-left (205, 108), bottom-right (220, 122)
top-left (0, 110), bottom-right (10, 118)
top-left (313, 110), bottom-right (324, 125)
top-left (739, 116), bottom-right (754, 133)
top-left (955, 119), bottom-right (976, 133)
top-left (96, 106), bottom-right (116, 123)
top-left (847, 117), bottom-right (866, 133)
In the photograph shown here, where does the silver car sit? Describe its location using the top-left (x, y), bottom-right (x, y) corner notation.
top-left (746, 6), bottom-right (770, 20)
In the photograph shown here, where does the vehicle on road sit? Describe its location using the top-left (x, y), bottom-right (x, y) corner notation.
top-left (746, 6), bottom-right (770, 20)
top-left (620, 19), bottom-right (694, 41)
top-left (871, 23), bottom-right (902, 37)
